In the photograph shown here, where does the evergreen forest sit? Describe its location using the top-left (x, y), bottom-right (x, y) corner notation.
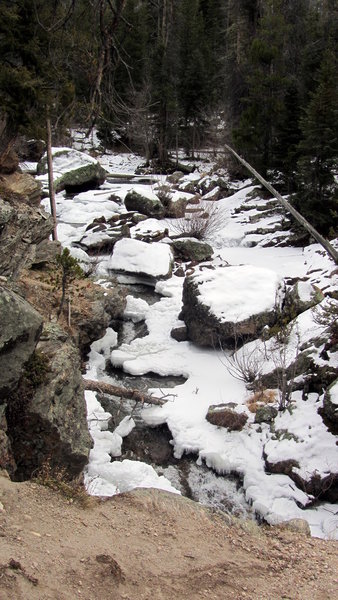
top-left (0, 0), bottom-right (337, 236)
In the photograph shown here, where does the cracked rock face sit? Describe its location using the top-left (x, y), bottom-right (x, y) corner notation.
top-left (0, 286), bottom-right (43, 401)
top-left (0, 173), bottom-right (53, 278)
top-left (7, 324), bottom-right (92, 480)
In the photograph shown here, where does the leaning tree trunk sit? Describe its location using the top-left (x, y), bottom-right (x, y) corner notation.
top-left (224, 144), bottom-right (338, 265)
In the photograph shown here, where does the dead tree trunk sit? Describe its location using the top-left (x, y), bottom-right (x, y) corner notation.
top-left (224, 144), bottom-right (338, 265)
top-left (46, 117), bottom-right (58, 241)
top-left (83, 378), bottom-right (167, 406)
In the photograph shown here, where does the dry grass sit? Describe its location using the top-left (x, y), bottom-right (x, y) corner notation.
top-left (247, 389), bottom-right (276, 413)
top-left (34, 459), bottom-right (92, 508)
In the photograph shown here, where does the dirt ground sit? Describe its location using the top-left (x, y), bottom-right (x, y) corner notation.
top-left (0, 472), bottom-right (337, 600)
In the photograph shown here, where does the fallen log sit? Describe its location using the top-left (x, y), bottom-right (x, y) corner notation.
top-left (83, 378), bottom-right (167, 406)
top-left (224, 143), bottom-right (338, 265)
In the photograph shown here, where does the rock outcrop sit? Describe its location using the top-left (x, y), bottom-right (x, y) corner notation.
top-left (7, 324), bottom-right (92, 480)
top-left (0, 286), bottom-right (43, 400)
top-left (0, 285), bottom-right (44, 474)
top-left (0, 173), bottom-right (53, 278)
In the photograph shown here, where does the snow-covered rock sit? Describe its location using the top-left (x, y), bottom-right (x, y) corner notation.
top-left (37, 147), bottom-right (106, 193)
top-left (171, 238), bottom-right (213, 262)
top-left (109, 238), bottom-right (174, 282)
top-left (181, 264), bottom-right (282, 347)
top-left (124, 188), bottom-right (165, 218)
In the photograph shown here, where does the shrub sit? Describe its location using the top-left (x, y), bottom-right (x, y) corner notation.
top-left (34, 459), bottom-right (91, 508)
top-left (171, 201), bottom-right (226, 241)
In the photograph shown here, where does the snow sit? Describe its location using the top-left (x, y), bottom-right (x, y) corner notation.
top-left (124, 295), bottom-right (150, 323)
top-left (43, 146), bottom-right (338, 539)
top-left (264, 392), bottom-right (337, 480)
top-left (109, 238), bottom-right (173, 278)
top-left (192, 265), bottom-right (282, 322)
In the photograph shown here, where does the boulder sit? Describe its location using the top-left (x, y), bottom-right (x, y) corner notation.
top-left (32, 239), bottom-right (61, 267)
top-left (206, 404), bottom-right (248, 431)
top-left (79, 215), bottom-right (130, 254)
top-left (124, 189), bottom-right (165, 218)
top-left (201, 186), bottom-right (223, 201)
top-left (322, 379), bottom-right (338, 425)
top-left (109, 238), bottom-right (174, 283)
top-left (166, 171), bottom-right (184, 184)
top-left (170, 326), bottom-right (188, 342)
top-left (0, 173), bottom-right (53, 278)
top-left (0, 286), bottom-right (43, 400)
top-left (275, 519), bottom-right (311, 536)
top-left (266, 457), bottom-right (338, 503)
top-left (70, 280), bottom-right (127, 355)
top-left (7, 324), bottom-right (92, 480)
top-left (181, 265), bottom-right (281, 347)
top-left (0, 171), bottom-right (42, 206)
top-left (285, 279), bottom-right (324, 317)
top-left (37, 148), bottom-right (106, 193)
top-left (254, 405), bottom-right (278, 424)
top-left (171, 238), bottom-right (213, 262)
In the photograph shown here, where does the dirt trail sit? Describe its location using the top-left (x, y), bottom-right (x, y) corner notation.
top-left (0, 472), bottom-right (337, 600)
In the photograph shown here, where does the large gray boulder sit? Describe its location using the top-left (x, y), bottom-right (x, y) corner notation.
top-left (171, 238), bottom-right (213, 262)
top-left (0, 286), bottom-right (43, 400)
top-left (124, 189), bottom-right (165, 218)
top-left (37, 148), bottom-right (106, 193)
top-left (181, 265), bottom-right (281, 347)
top-left (7, 324), bottom-right (92, 479)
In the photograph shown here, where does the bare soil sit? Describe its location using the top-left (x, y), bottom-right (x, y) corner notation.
top-left (0, 472), bottom-right (337, 600)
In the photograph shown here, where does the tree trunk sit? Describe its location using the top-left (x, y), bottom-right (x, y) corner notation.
top-left (46, 117), bottom-right (58, 241)
top-left (83, 379), bottom-right (167, 406)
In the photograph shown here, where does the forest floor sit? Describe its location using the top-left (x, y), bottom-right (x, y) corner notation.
top-left (0, 471), bottom-right (337, 600)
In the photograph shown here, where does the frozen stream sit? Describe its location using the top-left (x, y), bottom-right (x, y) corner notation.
top-left (87, 282), bottom-right (253, 519)
top-left (40, 147), bottom-right (338, 539)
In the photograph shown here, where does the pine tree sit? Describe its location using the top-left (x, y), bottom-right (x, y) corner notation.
top-left (233, 1), bottom-right (289, 176)
top-left (178, 0), bottom-right (209, 156)
top-left (295, 48), bottom-right (338, 236)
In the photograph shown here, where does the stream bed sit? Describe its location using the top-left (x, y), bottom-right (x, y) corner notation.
top-left (88, 279), bottom-right (253, 519)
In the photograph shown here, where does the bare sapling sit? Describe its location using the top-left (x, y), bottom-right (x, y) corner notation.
top-left (171, 200), bottom-right (227, 241)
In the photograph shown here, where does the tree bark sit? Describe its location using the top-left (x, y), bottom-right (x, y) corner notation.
top-left (46, 117), bottom-right (58, 241)
top-left (224, 143), bottom-right (338, 265)
top-left (83, 378), bottom-right (167, 406)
